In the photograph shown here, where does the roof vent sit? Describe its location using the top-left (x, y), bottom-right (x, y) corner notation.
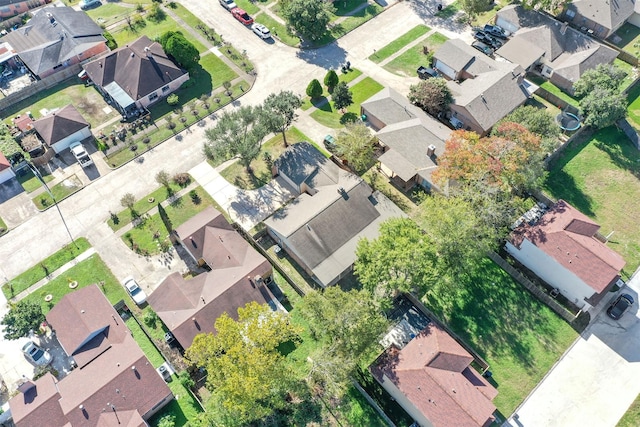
top-left (427, 144), bottom-right (436, 157)
top-left (81, 310), bottom-right (85, 314)
top-left (131, 52), bottom-right (135, 58)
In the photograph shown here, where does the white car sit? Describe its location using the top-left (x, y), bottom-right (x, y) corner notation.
top-left (251, 23), bottom-right (271, 39)
top-left (69, 142), bottom-right (93, 168)
top-left (219, 0), bottom-right (237, 10)
top-left (79, 0), bottom-right (101, 9)
top-left (122, 276), bottom-right (147, 306)
top-left (22, 341), bottom-right (53, 367)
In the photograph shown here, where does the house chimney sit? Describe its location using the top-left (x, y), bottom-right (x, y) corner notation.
top-left (560, 22), bottom-right (568, 35)
top-left (427, 144), bottom-right (436, 157)
top-left (145, 46), bottom-right (153, 57)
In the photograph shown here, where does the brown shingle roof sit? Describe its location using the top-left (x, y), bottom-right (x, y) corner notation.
top-left (9, 285), bottom-right (174, 427)
top-left (371, 323), bottom-right (497, 427)
top-left (510, 200), bottom-right (626, 292)
top-left (32, 104), bottom-right (89, 147)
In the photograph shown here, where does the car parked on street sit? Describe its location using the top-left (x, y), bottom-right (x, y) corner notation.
top-left (22, 341), bottom-right (53, 367)
top-left (79, 0), bottom-right (101, 10)
top-left (231, 8), bottom-right (254, 25)
top-left (219, 0), bottom-right (237, 10)
top-left (471, 41), bottom-right (493, 56)
top-left (122, 276), bottom-right (147, 306)
top-left (251, 23), bottom-right (271, 39)
top-left (607, 293), bottom-right (634, 320)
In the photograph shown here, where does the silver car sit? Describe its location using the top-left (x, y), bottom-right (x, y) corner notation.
top-left (251, 23), bottom-right (271, 39)
top-left (219, 0), bottom-right (237, 10)
top-left (122, 276), bottom-right (147, 306)
top-left (22, 341), bottom-right (53, 367)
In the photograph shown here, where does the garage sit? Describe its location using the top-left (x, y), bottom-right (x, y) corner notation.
top-left (495, 16), bottom-right (519, 35)
top-left (32, 105), bottom-right (91, 154)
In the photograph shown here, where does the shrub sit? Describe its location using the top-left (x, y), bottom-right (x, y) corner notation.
top-left (178, 371), bottom-right (195, 390)
top-left (155, 170), bottom-right (171, 188)
top-left (148, 3), bottom-right (166, 22)
top-left (103, 30), bottom-right (117, 50)
top-left (324, 69), bottom-right (339, 91)
top-left (143, 310), bottom-right (159, 328)
top-left (166, 94), bottom-right (179, 106)
top-left (306, 79), bottom-right (323, 99)
top-left (173, 173), bottom-right (191, 187)
top-left (158, 414), bottom-right (175, 427)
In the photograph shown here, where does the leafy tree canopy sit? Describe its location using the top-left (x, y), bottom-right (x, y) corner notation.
top-left (580, 87), bottom-right (627, 129)
top-left (158, 31), bottom-right (199, 70)
top-left (573, 64), bottom-right (626, 98)
top-left (306, 79), bottom-right (323, 99)
top-left (1, 300), bottom-right (45, 340)
top-left (282, 0), bottom-right (334, 41)
top-left (332, 81), bottom-right (353, 111)
top-left (334, 121), bottom-right (376, 172)
top-left (408, 78), bottom-right (453, 116)
top-left (324, 69), bottom-right (339, 90)
top-left (262, 90), bottom-right (302, 146)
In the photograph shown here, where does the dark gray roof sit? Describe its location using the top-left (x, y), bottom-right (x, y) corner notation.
top-left (495, 38), bottom-right (545, 69)
top-left (434, 39), bottom-right (496, 77)
top-left (83, 35), bottom-right (187, 105)
top-left (360, 87), bottom-right (417, 127)
top-left (274, 141), bottom-right (341, 190)
top-left (566, 0), bottom-right (635, 32)
top-left (32, 104), bottom-right (89, 146)
top-left (0, 7), bottom-right (105, 76)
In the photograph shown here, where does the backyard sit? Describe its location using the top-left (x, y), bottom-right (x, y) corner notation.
top-left (544, 127), bottom-right (640, 275)
top-left (310, 77), bottom-right (384, 128)
top-left (383, 32), bottom-right (449, 77)
top-left (611, 22), bottom-right (640, 58)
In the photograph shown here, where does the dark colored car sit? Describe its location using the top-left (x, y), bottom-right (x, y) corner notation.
top-left (607, 293), bottom-right (634, 319)
top-left (473, 31), bottom-right (503, 49)
top-left (231, 7), bottom-right (254, 25)
top-left (417, 66), bottom-right (438, 79)
top-left (483, 24), bottom-right (510, 39)
top-left (471, 41), bottom-right (493, 56)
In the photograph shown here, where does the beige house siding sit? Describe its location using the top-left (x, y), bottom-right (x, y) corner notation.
top-left (137, 72), bottom-right (190, 109)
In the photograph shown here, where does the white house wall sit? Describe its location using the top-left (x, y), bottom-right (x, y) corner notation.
top-left (137, 73), bottom-right (190, 109)
top-left (628, 13), bottom-right (640, 28)
top-left (505, 239), bottom-right (595, 309)
top-left (51, 127), bottom-right (92, 153)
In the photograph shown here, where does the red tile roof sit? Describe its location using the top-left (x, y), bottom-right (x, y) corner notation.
top-left (371, 323), bottom-right (497, 427)
top-left (0, 151), bottom-right (10, 172)
top-left (510, 200), bottom-right (625, 292)
top-left (10, 285), bottom-right (173, 427)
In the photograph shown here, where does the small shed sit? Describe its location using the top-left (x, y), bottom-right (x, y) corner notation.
top-left (33, 105), bottom-right (91, 153)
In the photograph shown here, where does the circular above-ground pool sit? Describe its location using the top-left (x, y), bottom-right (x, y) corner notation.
top-left (556, 112), bottom-right (581, 131)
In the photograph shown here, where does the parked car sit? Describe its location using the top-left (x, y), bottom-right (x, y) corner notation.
top-left (471, 41), bottom-right (493, 56)
top-left (22, 341), bottom-right (53, 367)
top-left (122, 276), bottom-right (147, 305)
top-left (219, 0), bottom-right (237, 10)
top-left (251, 23), bottom-right (271, 39)
top-left (607, 293), bottom-right (634, 319)
top-left (69, 142), bottom-right (93, 168)
top-left (483, 24), bottom-right (510, 39)
top-left (231, 8), bottom-right (254, 25)
top-left (417, 66), bottom-right (438, 79)
top-left (79, 0), bottom-right (101, 9)
top-left (473, 31), bottom-right (503, 48)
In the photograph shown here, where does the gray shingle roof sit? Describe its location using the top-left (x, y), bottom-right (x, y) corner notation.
top-left (0, 7), bottom-right (105, 76)
top-left (566, 0), bottom-right (635, 32)
top-left (360, 87), bottom-right (418, 126)
top-left (83, 35), bottom-right (187, 105)
top-left (434, 39), bottom-right (496, 77)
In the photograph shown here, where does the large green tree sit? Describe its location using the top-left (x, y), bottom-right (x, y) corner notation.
top-left (497, 105), bottom-right (559, 152)
top-left (355, 217), bottom-right (437, 301)
top-left (1, 300), bottom-right (45, 340)
top-left (158, 31), bottom-right (199, 70)
top-left (282, 0), bottom-right (335, 41)
top-left (580, 87), bottom-right (627, 129)
top-left (460, 0), bottom-right (492, 19)
top-left (408, 78), bottom-right (453, 116)
top-left (334, 121), bottom-right (376, 172)
top-left (203, 105), bottom-right (268, 173)
top-left (186, 302), bottom-right (301, 426)
top-left (262, 90), bottom-right (302, 147)
top-left (573, 64), bottom-right (626, 97)
top-left (332, 81), bottom-right (353, 112)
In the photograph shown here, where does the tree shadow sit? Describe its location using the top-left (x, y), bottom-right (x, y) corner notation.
top-left (592, 127), bottom-right (640, 179)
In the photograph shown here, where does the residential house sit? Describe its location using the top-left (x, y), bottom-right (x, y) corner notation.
top-left (0, 150), bottom-right (16, 184)
top-left (264, 142), bottom-right (406, 287)
top-left (360, 87), bottom-right (451, 191)
top-left (370, 323), bottom-right (498, 427)
top-left (8, 285), bottom-right (173, 427)
top-left (495, 5), bottom-right (618, 92)
top-left (0, 0), bottom-right (51, 19)
top-left (32, 104), bottom-right (91, 153)
top-left (433, 39), bottom-right (529, 136)
top-left (505, 200), bottom-right (626, 310)
top-left (0, 6), bottom-right (107, 78)
top-left (147, 206), bottom-right (275, 350)
top-left (83, 35), bottom-right (189, 118)
top-left (561, 0), bottom-right (639, 39)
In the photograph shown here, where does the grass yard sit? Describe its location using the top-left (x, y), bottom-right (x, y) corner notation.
top-left (0, 216), bottom-right (6, 235)
top-left (2, 79), bottom-right (117, 128)
top-left (310, 77), bottom-right (384, 128)
top-left (426, 257), bottom-right (577, 413)
top-left (544, 127), bottom-right (640, 274)
top-left (612, 22), bottom-right (640, 57)
top-left (369, 25), bottom-right (431, 63)
top-left (125, 316), bottom-right (165, 367)
top-left (219, 128), bottom-right (315, 190)
top-left (384, 32), bottom-right (449, 77)
top-left (255, 13), bottom-right (300, 47)
top-left (86, 3), bottom-right (133, 28)
top-left (328, 4), bottom-right (384, 40)
top-left (148, 381), bottom-right (204, 427)
top-left (16, 169), bottom-right (54, 193)
top-left (301, 68), bottom-right (362, 110)
top-left (469, 0), bottom-right (510, 27)
top-left (618, 393), bottom-right (640, 427)
top-left (528, 75), bottom-right (580, 107)
top-left (123, 186), bottom-right (218, 255)
top-left (32, 175), bottom-right (83, 210)
top-left (527, 95), bottom-right (562, 119)
top-left (435, 0), bottom-right (461, 19)
top-left (22, 254), bottom-right (129, 314)
top-left (615, 58), bottom-right (636, 91)
top-left (2, 237), bottom-right (91, 299)
top-left (626, 80), bottom-right (640, 128)
top-left (362, 168), bottom-right (420, 216)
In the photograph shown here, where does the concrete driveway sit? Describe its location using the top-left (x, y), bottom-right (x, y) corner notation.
top-left (505, 273), bottom-right (640, 427)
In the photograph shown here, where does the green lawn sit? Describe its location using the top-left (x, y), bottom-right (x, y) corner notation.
top-left (626, 80), bottom-right (640, 127)
top-left (310, 77), bottom-right (384, 128)
top-left (369, 25), bottom-right (431, 63)
top-left (435, 0), bottom-right (460, 18)
top-left (0, 216), bottom-right (6, 235)
top-left (2, 80), bottom-right (117, 128)
top-left (108, 181), bottom-right (188, 231)
top-left (125, 316), bottom-right (165, 367)
top-left (16, 169), bottom-right (54, 193)
top-left (22, 254), bottom-right (129, 314)
top-left (384, 32), bottom-right (449, 77)
top-left (112, 13), bottom-right (206, 53)
top-left (219, 128), bottom-right (317, 190)
top-left (426, 258), bottom-right (577, 413)
top-left (2, 238), bottom-right (91, 299)
top-left (612, 22), bottom-right (640, 56)
top-left (301, 68), bottom-right (362, 110)
top-left (149, 381), bottom-right (204, 427)
top-left (86, 3), bottom-right (132, 28)
top-left (362, 168), bottom-right (419, 216)
top-left (615, 58), bottom-right (636, 90)
top-left (618, 393), bottom-right (640, 427)
top-left (544, 127), bottom-right (640, 274)
top-left (123, 187), bottom-right (218, 255)
top-left (328, 4), bottom-right (384, 39)
top-left (32, 175), bottom-right (83, 210)
top-left (255, 12), bottom-right (300, 47)
top-left (528, 75), bottom-right (580, 107)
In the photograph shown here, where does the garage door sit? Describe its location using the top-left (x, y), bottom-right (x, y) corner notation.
top-left (496, 16), bottom-right (519, 34)
top-left (434, 60), bottom-right (456, 80)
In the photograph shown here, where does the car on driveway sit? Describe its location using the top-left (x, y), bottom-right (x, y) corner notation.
top-left (22, 341), bottom-right (52, 367)
top-left (483, 24), bottom-right (510, 39)
top-left (607, 293), bottom-right (634, 319)
top-left (231, 8), bottom-right (254, 25)
top-left (79, 0), bottom-right (100, 9)
top-left (69, 142), bottom-right (93, 168)
top-left (471, 41), bottom-right (493, 56)
top-left (251, 23), bottom-right (271, 39)
top-left (219, 0), bottom-right (237, 10)
top-left (417, 66), bottom-right (438, 79)
top-left (122, 276), bottom-right (147, 306)
top-left (473, 31), bottom-right (503, 48)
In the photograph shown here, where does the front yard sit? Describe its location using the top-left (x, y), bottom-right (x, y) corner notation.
top-left (310, 77), bottom-right (384, 128)
top-left (383, 32), bottom-right (449, 77)
top-left (544, 127), bottom-right (640, 274)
